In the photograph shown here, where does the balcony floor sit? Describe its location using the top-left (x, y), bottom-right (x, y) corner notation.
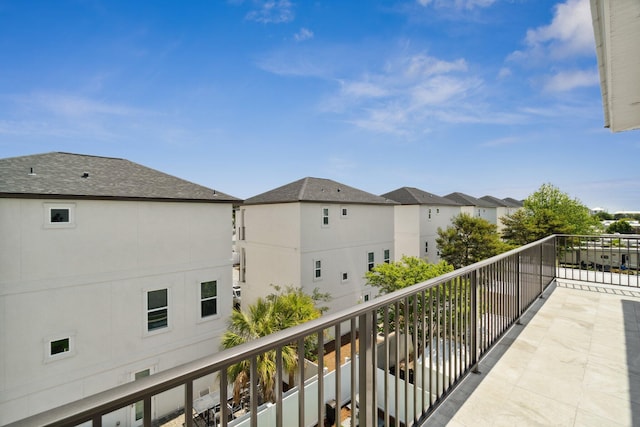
top-left (427, 279), bottom-right (640, 426)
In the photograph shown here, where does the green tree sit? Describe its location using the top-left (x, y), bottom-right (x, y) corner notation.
top-left (221, 286), bottom-right (329, 405)
top-left (365, 255), bottom-right (454, 296)
top-left (501, 183), bottom-right (600, 246)
top-left (606, 219), bottom-right (635, 234)
top-left (436, 214), bottom-right (508, 268)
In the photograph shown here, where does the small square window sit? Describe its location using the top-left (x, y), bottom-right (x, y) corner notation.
top-left (44, 203), bottom-right (75, 228)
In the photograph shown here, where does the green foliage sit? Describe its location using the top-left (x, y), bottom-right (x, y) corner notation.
top-left (436, 214), bottom-right (508, 268)
top-left (221, 285), bottom-right (329, 404)
top-left (594, 211), bottom-right (613, 220)
top-left (365, 256), bottom-right (454, 295)
top-left (606, 219), bottom-right (635, 234)
top-left (501, 183), bottom-right (600, 246)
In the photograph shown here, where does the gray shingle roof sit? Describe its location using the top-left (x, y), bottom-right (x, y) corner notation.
top-left (381, 187), bottom-right (462, 206)
top-left (479, 195), bottom-right (509, 207)
top-left (243, 177), bottom-right (398, 205)
top-left (0, 152), bottom-right (240, 202)
top-left (443, 192), bottom-right (493, 207)
top-left (502, 197), bottom-right (524, 208)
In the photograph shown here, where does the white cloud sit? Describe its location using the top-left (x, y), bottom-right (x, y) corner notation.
top-left (544, 69), bottom-right (599, 92)
top-left (511, 0), bottom-right (594, 62)
top-left (497, 67), bottom-right (511, 79)
top-left (245, 0), bottom-right (294, 24)
top-left (294, 27), bottom-right (313, 42)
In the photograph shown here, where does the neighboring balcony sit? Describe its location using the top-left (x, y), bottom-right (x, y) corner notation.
top-left (7, 235), bottom-right (640, 427)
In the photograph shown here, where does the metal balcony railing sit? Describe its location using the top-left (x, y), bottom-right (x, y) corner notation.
top-left (8, 235), bottom-right (638, 427)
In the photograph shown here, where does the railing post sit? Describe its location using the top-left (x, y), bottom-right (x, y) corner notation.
top-left (470, 270), bottom-right (480, 374)
top-left (539, 242), bottom-right (544, 299)
top-left (358, 311), bottom-right (373, 427)
top-left (184, 381), bottom-right (193, 427)
top-left (516, 254), bottom-right (522, 325)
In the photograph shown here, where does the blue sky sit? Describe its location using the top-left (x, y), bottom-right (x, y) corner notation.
top-left (1, 0), bottom-right (638, 212)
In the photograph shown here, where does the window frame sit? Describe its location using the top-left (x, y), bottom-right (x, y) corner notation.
top-left (145, 288), bottom-right (170, 335)
top-left (314, 259), bottom-right (322, 281)
top-left (43, 203), bottom-right (76, 229)
top-left (340, 206), bottom-right (348, 218)
top-left (44, 333), bottom-right (76, 363)
top-left (200, 280), bottom-right (219, 320)
top-left (341, 271), bottom-right (349, 283)
top-left (321, 207), bottom-right (330, 227)
top-left (367, 251), bottom-right (375, 272)
top-left (384, 249), bottom-right (390, 264)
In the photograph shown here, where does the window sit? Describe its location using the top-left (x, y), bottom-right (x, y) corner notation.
top-left (50, 338), bottom-right (69, 355)
top-left (147, 289), bottom-right (168, 332)
top-left (362, 292), bottom-right (372, 302)
top-left (134, 369), bottom-right (151, 422)
top-left (314, 260), bottom-right (322, 280)
top-left (45, 333), bottom-right (75, 362)
top-left (200, 281), bottom-right (218, 318)
top-left (428, 208), bottom-right (432, 219)
top-left (436, 208), bottom-right (440, 214)
top-left (322, 207), bottom-right (329, 226)
top-left (341, 207), bottom-right (348, 217)
top-left (240, 248), bottom-right (246, 283)
top-left (44, 203), bottom-right (75, 228)
top-left (425, 241), bottom-right (429, 253)
top-left (342, 272), bottom-right (349, 282)
top-left (384, 249), bottom-right (390, 263)
top-left (367, 252), bottom-right (375, 271)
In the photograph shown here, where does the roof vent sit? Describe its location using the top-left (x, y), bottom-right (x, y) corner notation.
top-left (337, 188), bottom-right (341, 192)
top-left (28, 167), bottom-right (36, 176)
top-left (81, 172), bottom-right (89, 178)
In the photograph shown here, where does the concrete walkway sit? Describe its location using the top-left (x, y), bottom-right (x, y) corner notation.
top-left (427, 280), bottom-right (640, 426)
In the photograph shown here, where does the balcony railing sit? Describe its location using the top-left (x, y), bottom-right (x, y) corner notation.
top-left (8, 235), bottom-right (639, 427)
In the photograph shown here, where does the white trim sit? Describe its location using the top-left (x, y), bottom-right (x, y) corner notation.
top-left (321, 206), bottom-right (330, 228)
top-left (44, 332), bottom-right (76, 363)
top-left (143, 287), bottom-right (171, 337)
top-left (198, 279), bottom-right (221, 322)
top-left (43, 202), bottom-right (76, 229)
top-left (313, 259), bottom-right (323, 281)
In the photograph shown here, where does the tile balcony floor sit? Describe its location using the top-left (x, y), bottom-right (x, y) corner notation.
top-left (427, 279), bottom-right (640, 427)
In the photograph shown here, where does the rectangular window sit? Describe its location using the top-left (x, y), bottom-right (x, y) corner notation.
top-left (44, 203), bottom-right (75, 228)
top-left (314, 260), bottom-right (322, 279)
top-left (342, 272), bottom-right (349, 282)
top-left (425, 241), bottom-right (429, 253)
top-left (341, 207), bottom-right (348, 217)
top-left (240, 248), bottom-right (246, 282)
top-left (436, 208), bottom-right (440, 214)
top-left (44, 333), bottom-right (75, 362)
top-left (384, 249), bottom-right (390, 264)
top-left (50, 338), bottom-right (69, 355)
top-left (322, 207), bottom-right (329, 226)
top-left (134, 369), bottom-right (151, 422)
top-left (147, 289), bottom-right (168, 332)
top-left (428, 208), bottom-right (432, 219)
top-left (200, 281), bottom-right (218, 318)
top-left (367, 252), bottom-right (375, 271)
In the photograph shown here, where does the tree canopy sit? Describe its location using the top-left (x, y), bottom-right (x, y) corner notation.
top-left (501, 183), bottom-right (600, 246)
top-left (606, 219), bottom-right (635, 234)
top-left (221, 285), bottom-right (329, 404)
top-left (436, 214), bottom-right (508, 268)
top-left (365, 255), bottom-right (454, 295)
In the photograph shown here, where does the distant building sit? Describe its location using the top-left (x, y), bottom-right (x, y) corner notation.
top-left (236, 177), bottom-right (396, 313)
top-left (0, 152), bottom-right (240, 426)
top-left (381, 187), bottom-right (469, 263)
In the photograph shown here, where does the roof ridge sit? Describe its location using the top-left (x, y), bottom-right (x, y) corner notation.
top-left (298, 177), bottom-right (310, 200)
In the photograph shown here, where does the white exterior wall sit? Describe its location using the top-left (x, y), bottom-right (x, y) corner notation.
top-left (0, 198), bottom-right (234, 425)
top-left (300, 203), bottom-right (394, 312)
top-left (236, 203), bottom-right (301, 308)
top-left (237, 202), bottom-right (395, 314)
top-left (421, 205), bottom-right (465, 263)
top-left (393, 205), bottom-right (421, 260)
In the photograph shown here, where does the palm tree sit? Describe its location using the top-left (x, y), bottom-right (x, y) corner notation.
top-left (221, 286), bottom-right (328, 404)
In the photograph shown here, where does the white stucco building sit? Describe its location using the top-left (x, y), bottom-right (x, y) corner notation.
top-left (0, 152), bottom-right (240, 426)
top-left (381, 187), bottom-right (472, 263)
top-left (235, 177), bottom-right (397, 314)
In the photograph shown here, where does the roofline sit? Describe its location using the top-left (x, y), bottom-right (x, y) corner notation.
top-left (0, 193), bottom-right (241, 204)
top-left (240, 199), bottom-right (397, 206)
